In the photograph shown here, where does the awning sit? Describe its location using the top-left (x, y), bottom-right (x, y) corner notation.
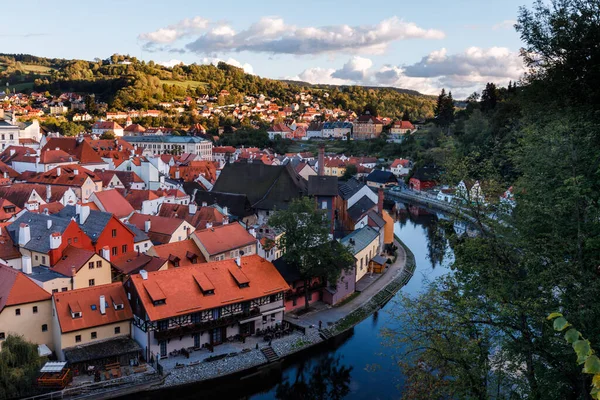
top-left (63, 337), bottom-right (141, 364)
top-left (239, 315), bottom-right (262, 324)
top-left (38, 344), bottom-right (52, 357)
top-left (262, 307), bottom-right (285, 316)
top-left (41, 361), bottom-right (67, 372)
top-left (371, 255), bottom-right (387, 266)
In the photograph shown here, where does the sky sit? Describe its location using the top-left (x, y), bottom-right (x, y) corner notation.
top-left (1, 0), bottom-right (530, 98)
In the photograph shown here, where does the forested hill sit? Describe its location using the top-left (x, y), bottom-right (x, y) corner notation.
top-left (0, 53), bottom-right (435, 120)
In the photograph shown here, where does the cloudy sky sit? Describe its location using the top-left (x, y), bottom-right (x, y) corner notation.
top-left (2, 0), bottom-right (528, 98)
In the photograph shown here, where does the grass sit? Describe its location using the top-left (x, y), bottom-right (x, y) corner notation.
top-left (0, 62), bottom-right (53, 75)
top-left (6, 82), bottom-right (34, 91)
top-left (159, 79), bottom-right (208, 89)
top-left (334, 292), bottom-right (360, 308)
top-left (290, 338), bottom-right (313, 350)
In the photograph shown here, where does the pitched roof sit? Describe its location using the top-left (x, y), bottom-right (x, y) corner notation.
top-left (192, 190), bottom-right (254, 218)
top-left (24, 164), bottom-right (102, 187)
top-left (0, 198), bottom-right (21, 221)
top-left (51, 246), bottom-right (96, 276)
top-left (42, 137), bottom-right (105, 165)
top-left (392, 120), bottom-right (415, 130)
top-left (366, 170), bottom-right (397, 184)
top-left (339, 226), bottom-right (380, 255)
top-left (268, 123), bottom-right (292, 133)
top-left (124, 190), bottom-right (160, 211)
top-left (0, 223), bottom-right (21, 260)
top-left (157, 203), bottom-right (224, 230)
top-left (111, 251), bottom-right (167, 275)
top-left (8, 212), bottom-right (74, 254)
top-left (338, 178), bottom-right (365, 200)
top-left (0, 183), bottom-right (70, 207)
top-left (193, 222), bottom-right (256, 256)
top-left (57, 205), bottom-right (119, 242)
top-left (308, 175), bottom-right (339, 196)
top-left (53, 283), bottom-right (133, 333)
top-left (347, 196), bottom-right (377, 222)
top-left (92, 190), bottom-right (135, 219)
top-left (212, 162), bottom-right (307, 210)
top-left (0, 264), bottom-right (51, 312)
top-left (390, 159), bottom-right (410, 168)
top-left (129, 255), bottom-right (288, 321)
top-left (127, 213), bottom-right (189, 244)
top-left (124, 223), bottom-right (149, 243)
top-left (151, 239), bottom-right (206, 268)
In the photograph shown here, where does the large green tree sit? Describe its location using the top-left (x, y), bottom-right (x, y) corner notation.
top-left (269, 197), bottom-right (354, 310)
top-left (0, 335), bottom-right (46, 400)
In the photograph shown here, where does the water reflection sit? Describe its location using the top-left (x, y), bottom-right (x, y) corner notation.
top-left (275, 355), bottom-right (352, 400)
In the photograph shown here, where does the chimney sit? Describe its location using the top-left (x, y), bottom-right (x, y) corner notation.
top-left (47, 219), bottom-right (52, 230)
top-left (223, 215), bottom-right (229, 225)
top-left (206, 222), bottom-right (213, 229)
top-left (175, 168), bottom-right (180, 179)
top-left (235, 256), bottom-right (241, 267)
top-left (99, 295), bottom-right (106, 315)
top-left (73, 168), bottom-right (79, 175)
top-left (378, 188), bottom-right (384, 216)
top-left (3, 171), bottom-right (7, 179)
top-left (79, 205), bottom-right (90, 224)
top-left (50, 232), bottom-right (62, 250)
top-left (145, 219), bottom-right (151, 233)
top-left (56, 167), bottom-right (61, 176)
top-left (9, 149), bottom-right (15, 157)
top-left (140, 270), bottom-right (148, 280)
top-left (222, 206), bottom-right (228, 216)
top-left (46, 185), bottom-right (51, 203)
top-left (318, 144), bottom-right (325, 176)
top-left (189, 202), bottom-right (197, 215)
top-left (18, 223), bottom-right (31, 246)
top-left (249, 227), bottom-right (256, 238)
top-left (22, 255), bottom-right (32, 274)
top-left (101, 246), bottom-right (110, 261)
top-left (202, 201), bottom-right (207, 207)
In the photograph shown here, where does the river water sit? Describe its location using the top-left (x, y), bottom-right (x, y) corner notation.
top-left (132, 203), bottom-right (454, 399)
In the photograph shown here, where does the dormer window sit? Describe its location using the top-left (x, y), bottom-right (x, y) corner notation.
top-left (153, 299), bottom-right (166, 306)
top-left (71, 311), bottom-right (82, 319)
top-left (114, 303), bottom-right (124, 310)
top-left (239, 282), bottom-right (249, 288)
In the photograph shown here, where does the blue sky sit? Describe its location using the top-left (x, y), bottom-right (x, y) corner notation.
top-left (1, 0), bottom-right (529, 97)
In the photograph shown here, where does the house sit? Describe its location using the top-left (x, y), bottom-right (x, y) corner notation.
top-left (91, 121), bottom-right (124, 137)
top-left (337, 178), bottom-right (379, 232)
top-left (322, 121), bottom-right (352, 139)
top-left (308, 175), bottom-right (338, 234)
top-left (272, 257), bottom-right (322, 311)
top-left (93, 170), bottom-right (145, 191)
top-left (437, 188), bottom-right (457, 203)
top-left (211, 162), bottom-right (307, 224)
top-left (23, 165), bottom-right (103, 202)
top-left (324, 159), bottom-right (346, 177)
top-left (0, 198), bottom-right (20, 222)
top-left (11, 149), bottom-right (77, 173)
top-left (51, 283), bottom-right (140, 367)
top-left (306, 122), bottom-right (324, 139)
top-left (42, 137), bottom-right (108, 170)
top-left (191, 190), bottom-right (255, 224)
top-left (127, 213), bottom-right (194, 245)
top-left (353, 113), bottom-right (384, 140)
top-left (0, 183), bottom-right (77, 209)
top-left (125, 223), bottom-right (153, 253)
top-left (409, 166), bottom-right (440, 191)
top-left (89, 189), bottom-right (135, 220)
top-left (111, 252), bottom-right (168, 281)
top-left (44, 246), bottom-right (112, 292)
top-left (124, 124), bottom-right (146, 136)
top-left (0, 264), bottom-right (54, 351)
top-left (125, 255), bottom-right (288, 360)
top-left (390, 120), bottom-right (415, 135)
top-left (366, 170), bottom-right (397, 189)
top-left (192, 222), bottom-right (256, 262)
top-left (267, 123), bottom-right (293, 140)
top-left (147, 239), bottom-right (206, 268)
top-left (122, 136), bottom-right (212, 161)
top-left (0, 223), bottom-right (23, 269)
top-left (390, 159), bottom-right (412, 177)
top-left (157, 202), bottom-right (225, 231)
top-left (212, 146), bottom-right (237, 168)
top-left (339, 226), bottom-right (380, 282)
top-left (125, 190), bottom-right (163, 214)
top-left (456, 180), bottom-right (485, 203)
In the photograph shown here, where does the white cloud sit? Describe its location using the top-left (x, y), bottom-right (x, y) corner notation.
top-left (290, 47), bottom-right (525, 98)
top-left (139, 16), bottom-right (209, 44)
top-left (140, 16), bottom-right (444, 55)
top-left (492, 20), bottom-right (517, 30)
top-left (158, 59), bottom-right (185, 68)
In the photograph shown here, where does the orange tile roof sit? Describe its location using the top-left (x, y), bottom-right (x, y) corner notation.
top-left (151, 239), bottom-right (207, 268)
top-left (157, 203), bottom-right (224, 230)
top-left (129, 255), bottom-right (288, 321)
top-left (111, 252), bottom-right (167, 275)
top-left (0, 223), bottom-right (21, 260)
top-left (0, 264), bottom-right (51, 312)
top-left (53, 283), bottom-right (133, 333)
top-left (0, 198), bottom-right (20, 221)
top-left (125, 190), bottom-right (160, 210)
top-left (193, 222), bottom-right (256, 256)
top-left (42, 137), bottom-right (105, 165)
top-left (92, 189), bottom-right (134, 219)
top-left (50, 246), bottom-right (96, 277)
top-left (25, 164), bottom-right (102, 187)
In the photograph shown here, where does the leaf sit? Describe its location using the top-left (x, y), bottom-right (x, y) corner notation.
top-left (593, 374), bottom-right (600, 389)
top-left (553, 317), bottom-right (570, 331)
top-left (591, 387), bottom-right (600, 400)
top-left (565, 328), bottom-right (580, 344)
top-left (547, 312), bottom-right (563, 320)
top-left (584, 356), bottom-right (600, 375)
top-left (573, 340), bottom-right (592, 365)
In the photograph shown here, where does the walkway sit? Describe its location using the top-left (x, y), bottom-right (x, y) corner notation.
top-left (285, 241), bottom-right (407, 329)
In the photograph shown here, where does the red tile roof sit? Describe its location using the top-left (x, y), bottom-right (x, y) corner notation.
top-left (151, 239), bottom-right (206, 268)
top-left (125, 190), bottom-right (160, 211)
top-left (0, 183), bottom-right (71, 207)
top-left (129, 255), bottom-right (288, 321)
top-left (0, 223), bottom-right (22, 260)
top-left (92, 189), bottom-right (135, 219)
top-left (0, 198), bottom-right (21, 221)
top-left (392, 120), bottom-right (415, 130)
top-left (92, 121), bottom-right (123, 131)
top-left (51, 246), bottom-right (96, 276)
top-left (157, 203), bottom-right (224, 230)
top-left (391, 158), bottom-right (410, 168)
top-left (24, 164), bottom-right (102, 187)
top-left (0, 264), bottom-right (51, 312)
top-left (42, 137), bottom-right (105, 165)
top-left (127, 213), bottom-right (191, 244)
top-left (111, 252), bottom-right (167, 275)
top-left (53, 283), bottom-right (133, 333)
top-left (193, 222), bottom-right (256, 256)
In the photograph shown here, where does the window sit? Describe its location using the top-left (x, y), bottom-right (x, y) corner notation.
top-left (112, 247), bottom-right (117, 256)
top-left (262, 315), bottom-right (268, 324)
top-left (191, 312), bottom-right (201, 324)
top-left (0, 332), bottom-right (5, 340)
top-left (114, 327), bottom-right (120, 334)
top-left (91, 332), bottom-right (97, 339)
top-left (88, 262), bottom-right (94, 269)
top-left (33, 306), bottom-right (38, 313)
top-left (35, 255), bottom-right (38, 261)
top-left (89, 279), bottom-right (95, 287)
top-left (212, 308), bottom-right (221, 320)
top-left (61, 287), bottom-right (68, 292)
top-left (75, 335), bottom-right (81, 343)
top-left (96, 260), bottom-right (102, 268)
top-left (112, 229), bottom-right (117, 237)
top-left (15, 308), bottom-right (20, 316)
top-left (74, 237), bottom-right (78, 243)
top-left (41, 256), bottom-right (46, 264)
top-left (157, 320), bottom-right (168, 331)
top-left (68, 238), bottom-right (72, 245)
top-left (42, 324), bottom-right (48, 332)
top-left (345, 282), bottom-right (349, 290)
top-left (122, 244), bottom-right (127, 253)
top-left (52, 289), bottom-right (59, 293)
top-left (322, 201), bottom-right (328, 209)
top-left (269, 295), bottom-right (277, 303)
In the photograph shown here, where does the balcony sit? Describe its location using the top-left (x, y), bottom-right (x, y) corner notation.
top-left (154, 307), bottom-right (260, 340)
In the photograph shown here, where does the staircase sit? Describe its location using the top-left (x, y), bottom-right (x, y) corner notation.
top-left (319, 329), bottom-right (333, 341)
top-left (261, 346), bottom-right (280, 363)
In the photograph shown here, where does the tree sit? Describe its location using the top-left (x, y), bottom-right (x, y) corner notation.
top-left (269, 197), bottom-right (354, 310)
top-left (434, 89), bottom-right (454, 130)
top-left (402, 109), bottom-right (411, 121)
top-left (341, 164), bottom-right (358, 181)
top-left (480, 83), bottom-right (499, 113)
top-left (0, 335), bottom-right (46, 399)
top-left (100, 130), bottom-right (116, 140)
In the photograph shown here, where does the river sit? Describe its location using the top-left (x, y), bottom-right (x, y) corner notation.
top-left (131, 203), bottom-right (454, 399)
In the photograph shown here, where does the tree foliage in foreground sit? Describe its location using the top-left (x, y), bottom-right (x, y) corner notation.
top-left (0, 335), bottom-right (46, 400)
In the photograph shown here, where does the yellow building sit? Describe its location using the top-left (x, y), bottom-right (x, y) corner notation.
top-left (340, 226), bottom-right (381, 282)
top-left (0, 265), bottom-right (54, 351)
top-left (324, 160), bottom-right (346, 177)
top-left (50, 247), bottom-right (113, 290)
top-left (382, 209), bottom-right (394, 245)
top-left (52, 283), bottom-right (134, 363)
